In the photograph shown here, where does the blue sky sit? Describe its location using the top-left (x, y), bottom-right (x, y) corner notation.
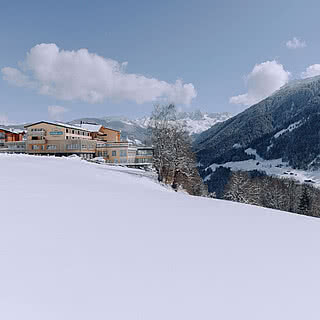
top-left (1, 0), bottom-right (320, 124)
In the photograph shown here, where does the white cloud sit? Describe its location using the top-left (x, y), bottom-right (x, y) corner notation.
top-left (230, 60), bottom-right (290, 106)
top-left (2, 67), bottom-right (35, 88)
top-left (0, 114), bottom-right (9, 125)
top-left (301, 64), bottom-right (320, 79)
top-left (1, 43), bottom-right (196, 105)
top-left (286, 37), bottom-right (306, 49)
top-left (48, 105), bottom-right (68, 121)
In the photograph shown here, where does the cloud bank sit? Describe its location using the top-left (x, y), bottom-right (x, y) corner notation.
top-left (48, 105), bottom-right (68, 121)
top-left (301, 64), bottom-right (320, 79)
top-left (1, 43), bottom-right (196, 105)
top-left (230, 61), bottom-right (290, 106)
top-left (286, 37), bottom-right (306, 49)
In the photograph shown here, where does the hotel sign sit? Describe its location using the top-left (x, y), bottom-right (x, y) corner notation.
top-left (49, 131), bottom-right (63, 135)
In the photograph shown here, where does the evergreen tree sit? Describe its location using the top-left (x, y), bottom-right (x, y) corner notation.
top-left (298, 187), bottom-right (311, 215)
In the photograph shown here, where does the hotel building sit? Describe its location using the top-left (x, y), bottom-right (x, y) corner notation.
top-left (25, 121), bottom-right (96, 158)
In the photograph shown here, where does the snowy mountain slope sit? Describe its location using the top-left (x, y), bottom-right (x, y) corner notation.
top-left (195, 75), bottom-right (320, 170)
top-left (205, 147), bottom-right (320, 187)
top-left (133, 111), bottom-right (232, 135)
top-left (1, 154), bottom-right (320, 319)
top-left (70, 111), bottom-right (232, 142)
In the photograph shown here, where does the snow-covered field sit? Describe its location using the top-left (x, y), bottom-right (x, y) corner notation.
top-left (207, 148), bottom-right (320, 186)
top-left (1, 154), bottom-right (320, 319)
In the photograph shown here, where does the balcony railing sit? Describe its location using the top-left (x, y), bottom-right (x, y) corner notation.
top-left (27, 139), bottom-right (46, 144)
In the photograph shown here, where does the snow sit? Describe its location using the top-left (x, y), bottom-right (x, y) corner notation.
top-left (232, 143), bottom-right (242, 149)
top-left (273, 120), bottom-right (302, 139)
top-left (76, 123), bottom-right (102, 132)
top-left (1, 154), bottom-right (320, 319)
top-left (208, 148), bottom-right (320, 186)
top-left (25, 121), bottom-right (92, 132)
top-left (132, 112), bottom-right (232, 135)
top-left (0, 127), bottom-right (24, 134)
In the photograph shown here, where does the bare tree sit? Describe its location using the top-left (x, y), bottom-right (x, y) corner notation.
top-left (224, 171), bottom-right (260, 205)
top-left (150, 104), bottom-right (206, 196)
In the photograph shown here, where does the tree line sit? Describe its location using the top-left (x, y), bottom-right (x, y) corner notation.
top-left (203, 167), bottom-right (320, 217)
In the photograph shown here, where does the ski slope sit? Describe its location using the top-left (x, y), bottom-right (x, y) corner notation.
top-left (1, 154), bottom-right (320, 319)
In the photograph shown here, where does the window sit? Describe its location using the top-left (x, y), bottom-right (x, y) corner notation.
top-left (66, 144), bottom-right (79, 150)
top-left (32, 145), bottom-right (39, 150)
top-left (66, 129), bottom-right (69, 133)
top-left (120, 150), bottom-right (127, 157)
top-left (112, 150), bottom-right (117, 156)
top-left (72, 130), bottom-right (74, 134)
top-left (47, 145), bottom-right (57, 150)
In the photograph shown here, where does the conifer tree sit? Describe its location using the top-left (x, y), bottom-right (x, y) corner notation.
top-left (298, 186), bottom-right (311, 215)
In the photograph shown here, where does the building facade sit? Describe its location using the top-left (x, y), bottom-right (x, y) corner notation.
top-left (1, 120), bottom-right (154, 166)
top-left (0, 128), bottom-right (24, 147)
top-left (96, 141), bottom-right (137, 164)
top-left (135, 147), bottom-right (154, 164)
top-left (2, 141), bottom-right (26, 154)
top-left (25, 121), bottom-right (96, 158)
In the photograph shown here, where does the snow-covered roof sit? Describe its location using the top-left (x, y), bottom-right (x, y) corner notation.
top-left (0, 127), bottom-right (24, 135)
top-left (24, 121), bottom-right (92, 132)
top-left (77, 123), bottom-right (102, 132)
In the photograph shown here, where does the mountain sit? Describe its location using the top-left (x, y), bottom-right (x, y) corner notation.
top-left (195, 75), bottom-right (320, 171)
top-left (69, 117), bottom-right (150, 144)
top-left (133, 110), bottom-right (232, 135)
top-left (70, 111), bottom-right (232, 143)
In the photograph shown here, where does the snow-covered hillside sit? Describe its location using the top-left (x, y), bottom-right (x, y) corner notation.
top-left (1, 154), bottom-right (320, 319)
top-left (206, 148), bottom-right (320, 187)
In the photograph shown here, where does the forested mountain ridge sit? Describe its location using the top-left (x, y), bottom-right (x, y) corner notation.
top-left (194, 75), bottom-right (320, 170)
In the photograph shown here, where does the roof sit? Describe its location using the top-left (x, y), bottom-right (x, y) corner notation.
top-left (24, 121), bottom-right (91, 132)
top-left (100, 126), bottom-right (121, 133)
top-left (76, 122), bottom-right (120, 133)
top-left (77, 123), bottom-right (102, 132)
top-left (0, 127), bottom-right (24, 135)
